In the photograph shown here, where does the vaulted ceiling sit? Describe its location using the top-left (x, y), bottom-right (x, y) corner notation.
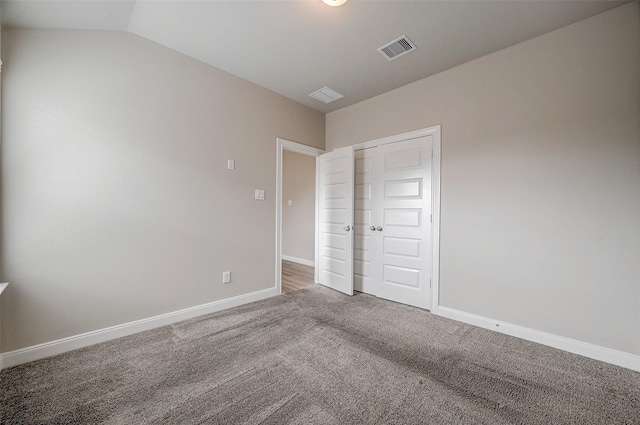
top-left (1, 1), bottom-right (627, 113)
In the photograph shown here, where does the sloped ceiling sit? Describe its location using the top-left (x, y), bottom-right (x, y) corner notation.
top-left (1, 0), bottom-right (627, 113)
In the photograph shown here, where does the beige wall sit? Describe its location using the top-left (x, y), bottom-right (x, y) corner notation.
top-left (282, 151), bottom-right (316, 263)
top-left (0, 29), bottom-right (324, 352)
top-left (327, 3), bottom-right (640, 355)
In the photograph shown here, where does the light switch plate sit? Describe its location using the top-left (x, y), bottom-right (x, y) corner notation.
top-left (287, 200), bottom-right (293, 206)
top-left (227, 159), bottom-right (235, 170)
top-left (255, 189), bottom-right (265, 200)
top-left (222, 271), bottom-right (231, 284)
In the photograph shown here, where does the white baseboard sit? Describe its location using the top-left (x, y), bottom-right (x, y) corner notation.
top-left (0, 287), bottom-right (280, 370)
top-left (437, 306), bottom-right (640, 372)
top-left (282, 255), bottom-right (315, 267)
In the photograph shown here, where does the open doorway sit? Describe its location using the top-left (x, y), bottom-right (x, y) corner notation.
top-left (275, 138), bottom-right (324, 294)
top-left (282, 150), bottom-right (316, 292)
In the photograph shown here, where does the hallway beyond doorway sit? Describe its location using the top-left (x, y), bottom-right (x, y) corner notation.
top-left (281, 260), bottom-right (314, 293)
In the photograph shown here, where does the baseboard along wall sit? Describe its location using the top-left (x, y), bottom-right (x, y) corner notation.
top-left (436, 306), bottom-right (640, 372)
top-left (281, 255), bottom-right (315, 267)
top-left (0, 287), bottom-right (279, 370)
top-left (2, 287), bottom-right (637, 373)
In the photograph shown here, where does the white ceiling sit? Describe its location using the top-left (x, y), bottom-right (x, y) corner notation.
top-left (0, 0), bottom-right (627, 113)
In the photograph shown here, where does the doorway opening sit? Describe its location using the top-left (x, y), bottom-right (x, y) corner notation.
top-left (275, 138), bottom-right (324, 294)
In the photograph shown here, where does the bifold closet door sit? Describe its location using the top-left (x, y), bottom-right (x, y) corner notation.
top-left (354, 148), bottom-right (378, 294)
top-left (375, 137), bottom-right (432, 309)
top-left (317, 146), bottom-right (355, 296)
top-left (354, 136), bottom-right (432, 309)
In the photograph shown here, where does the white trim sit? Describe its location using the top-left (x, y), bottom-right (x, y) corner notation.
top-left (275, 138), bottom-right (324, 294)
top-left (353, 127), bottom-right (438, 151)
top-left (282, 255), bottom-right (315, 267)
top-left (352, 125), bottom-right (442, 312)
top-left (437, 306), bottom-right (640, 372)
top-left (430, 126), bottom-right (441, 314)
top-left (0, 283), bottom-right (8, 370)
top-left (1, 287), bottom-right (279, 369)
top-left (315, 156), bottom-right (321, 284)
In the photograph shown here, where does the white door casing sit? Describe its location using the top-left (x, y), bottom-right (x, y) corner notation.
top-left (317, 146), bottom-right (355, 296)
top-left (275, 138), bottom-right (324, 294)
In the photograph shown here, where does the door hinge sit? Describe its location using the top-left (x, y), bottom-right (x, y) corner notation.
top-left (429, 278), bottom-right (432, 287)
top-left (430, 214), bottom-right (432, 223)
top-left (431, 150), bottom-right (433, 159)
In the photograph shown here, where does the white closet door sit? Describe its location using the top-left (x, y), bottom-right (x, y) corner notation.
top-left (374, 136), bottom-right (432, 309)
top-left (317, 146), bottom-right (355, 296)
top-left (354, 148), bottom-right (379, 294)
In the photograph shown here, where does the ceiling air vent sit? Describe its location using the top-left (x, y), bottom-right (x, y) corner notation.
top-left (378, 35), bottom-right (416, 61)
top-left (309, 86), bottom-right (344, 104)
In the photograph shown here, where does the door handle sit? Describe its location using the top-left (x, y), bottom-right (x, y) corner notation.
top-left (343, 226), bottom-right (351, 232)
top-left (370, 226), bottom-right (376, 231)
top-left (376, 226), bottom-right (383, 231)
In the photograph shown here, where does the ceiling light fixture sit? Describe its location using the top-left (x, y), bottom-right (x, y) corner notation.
top-left (322, 0), bottom-right (348, 6)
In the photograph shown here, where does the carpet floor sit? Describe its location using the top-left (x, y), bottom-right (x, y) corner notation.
top-left (1, 285), bottom-right (639, 424)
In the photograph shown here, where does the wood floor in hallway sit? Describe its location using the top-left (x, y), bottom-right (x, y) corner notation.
top-left (281, 260), bottom-right (314, 293)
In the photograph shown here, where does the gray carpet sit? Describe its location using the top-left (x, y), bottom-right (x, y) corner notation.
top-left (1, 285), bottom-right (639, 424)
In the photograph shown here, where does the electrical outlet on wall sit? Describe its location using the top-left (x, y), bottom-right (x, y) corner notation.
top-left (222, 271), bottom-right (231, 284)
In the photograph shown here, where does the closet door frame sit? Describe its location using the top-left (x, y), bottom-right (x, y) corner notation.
top-left (353, 125), bottom-right (441, 313)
